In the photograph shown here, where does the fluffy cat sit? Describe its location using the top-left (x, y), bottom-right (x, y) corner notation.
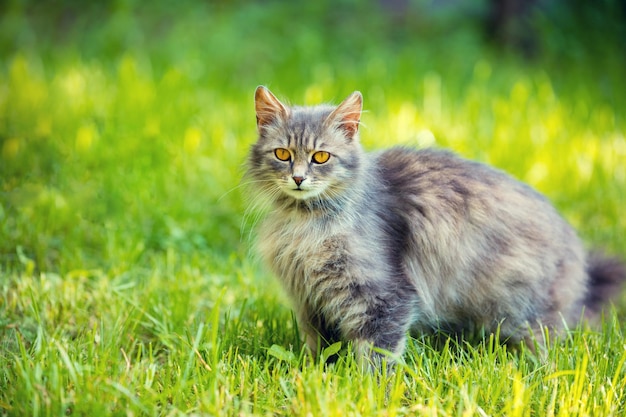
top-left (247, 86), bottom-right (625, 363)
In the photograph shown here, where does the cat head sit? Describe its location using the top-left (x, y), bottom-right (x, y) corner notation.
top-left (248, 86), bottom-right (364, 207)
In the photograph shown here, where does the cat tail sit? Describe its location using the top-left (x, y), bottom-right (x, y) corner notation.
top-left (584, 252), bottom-right (626, 319)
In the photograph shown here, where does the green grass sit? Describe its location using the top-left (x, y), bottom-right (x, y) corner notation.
top-left (1, 1), bottom-right (626, 415)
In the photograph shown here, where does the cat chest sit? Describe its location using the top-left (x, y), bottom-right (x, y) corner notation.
top-left (257, 219), bottom-right (358, 298)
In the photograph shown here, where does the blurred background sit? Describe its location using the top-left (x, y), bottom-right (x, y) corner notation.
top-left (1, 0), bottom-right (625, 273)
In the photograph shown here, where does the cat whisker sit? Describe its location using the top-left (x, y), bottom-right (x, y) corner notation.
top-left (219, 179), bottom-right (275, 202)
top-left (241, 184), bottom-right (282, 243)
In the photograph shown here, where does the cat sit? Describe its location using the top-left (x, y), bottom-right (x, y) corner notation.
top-left (247, 85), bottom-right (625, 364)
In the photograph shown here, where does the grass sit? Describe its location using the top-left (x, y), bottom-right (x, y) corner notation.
top-left (1, 1), bottom-right (626, 415)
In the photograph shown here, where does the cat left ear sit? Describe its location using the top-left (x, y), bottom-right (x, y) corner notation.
top-left (255, 86), bottom-right (288, 132)
top-left (325, 91), bottom-right (363, 140)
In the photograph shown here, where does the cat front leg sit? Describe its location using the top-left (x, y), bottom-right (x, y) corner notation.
top-left (351, 334), bottom-right (407, 371)
top-left (296, 306), bottom-right (343, 360)
top-left (293, 308), bottom-right (322, 358)
top-left (337, 296), bottom-right (415, 369)
top-left (295, 296), bottom-right (414, 370)
top-left (302, 327), bottom-right (321, 359)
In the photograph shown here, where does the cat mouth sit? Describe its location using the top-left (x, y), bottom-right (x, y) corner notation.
top-left (284, 187), bottom-right (319, 200)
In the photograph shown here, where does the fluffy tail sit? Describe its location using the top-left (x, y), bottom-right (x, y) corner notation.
top-left (584, 253), bottom-right (626, 319)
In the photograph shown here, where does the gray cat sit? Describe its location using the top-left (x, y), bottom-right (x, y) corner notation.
top-left (247, 86), bottom-right (625, 363)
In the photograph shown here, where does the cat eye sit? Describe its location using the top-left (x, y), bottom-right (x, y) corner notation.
top-left (274, 148), bottom-right (291, 161)
top-left (311, 151), bottom-right (331, 164)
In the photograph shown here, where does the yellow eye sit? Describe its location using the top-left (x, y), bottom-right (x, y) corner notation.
top-left (274, 148), bottom-right (291, 161)
top-left (312, 151), bottom-right (330, 164)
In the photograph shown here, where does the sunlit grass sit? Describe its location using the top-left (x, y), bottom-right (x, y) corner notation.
top-left (1, 1), bottom-right (626, 415)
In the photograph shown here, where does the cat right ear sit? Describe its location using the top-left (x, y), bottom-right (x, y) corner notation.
top-left (255, 86), bottom-right (288, 131)
top-left (325, 91), bottom-right (363, 141)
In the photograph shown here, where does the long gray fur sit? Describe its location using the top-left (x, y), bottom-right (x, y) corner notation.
top-left (247, 86), bottom-right (625, 362)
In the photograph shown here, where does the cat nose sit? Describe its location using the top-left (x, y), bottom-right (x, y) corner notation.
top-left (292, 176), bottom-right (305, 186)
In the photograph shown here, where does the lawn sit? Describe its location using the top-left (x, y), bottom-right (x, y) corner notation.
top-left (1, 1), bottom-right (626, 415)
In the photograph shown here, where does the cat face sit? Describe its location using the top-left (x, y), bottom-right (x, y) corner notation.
top-left (249, 87), bottom-right (363, 204)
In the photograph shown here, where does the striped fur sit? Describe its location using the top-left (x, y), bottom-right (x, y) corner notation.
top-left (247, 86), bottom-right (625, 362)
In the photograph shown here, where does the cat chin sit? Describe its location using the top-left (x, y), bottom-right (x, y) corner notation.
top-left (282, 188), bottom-right (323, 200)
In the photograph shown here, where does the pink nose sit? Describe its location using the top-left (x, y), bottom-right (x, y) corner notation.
top-left (292, 176), bottom-right (305, 186)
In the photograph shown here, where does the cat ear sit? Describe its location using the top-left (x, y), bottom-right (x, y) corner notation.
top-left (325, 91), bottom-right (363, 140)
top-left (255, 86), bottom-right (288, 131)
